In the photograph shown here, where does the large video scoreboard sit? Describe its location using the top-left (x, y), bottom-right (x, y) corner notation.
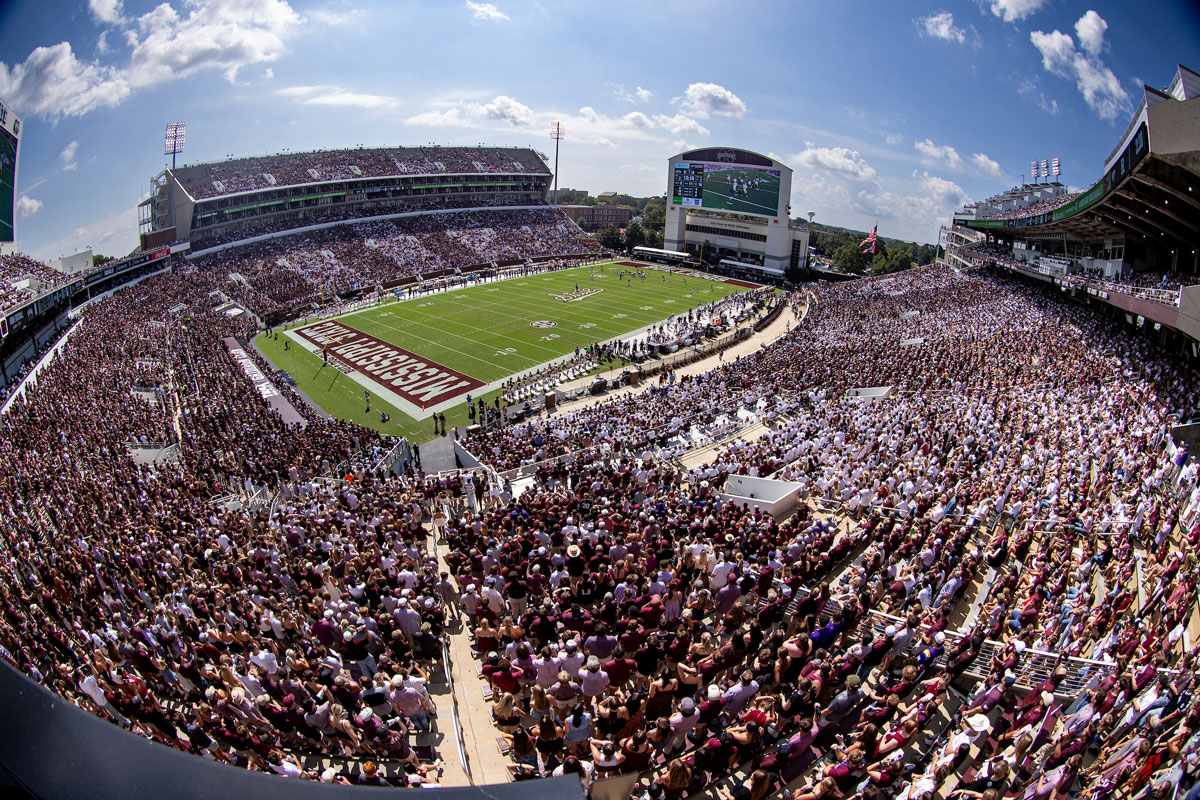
top-left (0, 98), bottom-right (21, 245)
top-left (670, 150), bottom-right (785, 219)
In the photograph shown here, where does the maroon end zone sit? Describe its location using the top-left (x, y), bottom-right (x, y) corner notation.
top-left (293, 319), bottom-right (484, 408)
top-left (723, 278), bottom-right (763, 288)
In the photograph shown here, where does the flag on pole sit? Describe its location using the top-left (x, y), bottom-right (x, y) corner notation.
top-left (860, 225), bottom-right (877, 255)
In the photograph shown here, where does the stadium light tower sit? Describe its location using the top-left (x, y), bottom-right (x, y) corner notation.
top-left (164, 122), bottom-right (187, 170)
top-left (549, 121), bottom-right (565, 205)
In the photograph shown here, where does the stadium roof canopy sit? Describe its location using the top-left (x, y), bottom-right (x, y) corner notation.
top-left (959, 64), bottom-right (1200, 249)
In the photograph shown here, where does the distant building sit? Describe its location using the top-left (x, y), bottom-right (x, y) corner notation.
top-left (561, 203), bottom-right (633, 229)
top-left (596, 191), bottom-right (619, 203)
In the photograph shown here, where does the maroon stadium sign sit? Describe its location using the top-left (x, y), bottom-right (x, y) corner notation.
top-left (293, 319), bottom-right (484, 408)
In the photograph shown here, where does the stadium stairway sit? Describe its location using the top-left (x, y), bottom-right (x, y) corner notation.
top-left (421, 432), bottom-right (458, 473)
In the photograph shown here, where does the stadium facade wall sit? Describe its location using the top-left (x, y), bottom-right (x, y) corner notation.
top-left (1148, 93), bottom-right (1200, 172)
top-left (1179, 284), bottom-right (1200, 343)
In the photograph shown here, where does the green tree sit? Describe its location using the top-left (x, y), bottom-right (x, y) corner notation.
top-left (872, 247), bottom-right (912, 275)
top-left (832, 244), bottom-right (866, 274)
top-left (596, 226), bottom-right (624, 251)
top-left (641, 199), bottom-right (666, 230)
top-left (623, 221), bottom-right (647, 251)
top-left (555, 189), bottom-right (594, 205)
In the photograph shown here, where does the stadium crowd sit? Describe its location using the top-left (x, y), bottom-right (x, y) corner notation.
top-left (0, 251), bottom-right (74, 313)
top-left (174, 146), bottom-right (546, 201)
top-left (972, 191), bottom-right (1079, 221)
top-left (0, 263), bottom-right (460, 784)
top-left (961, 242), bottom-right (1191, 306)
top-left (189, 195), bottom-right (540, 251)
top-left (192, 208), bottom-right (602, 321)
top-left (452, 263), bottom-right (1200, 799)
top-left (3, 210), bottom-right (1200, 800)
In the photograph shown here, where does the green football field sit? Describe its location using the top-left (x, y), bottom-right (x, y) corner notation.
top-left (702, 167), bottom-right (781, 217)
top-left (255, 263), bottom-right (750, 443)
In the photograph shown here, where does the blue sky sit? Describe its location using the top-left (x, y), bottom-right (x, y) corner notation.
top-left (1, 0), bottom-right (1197, 259)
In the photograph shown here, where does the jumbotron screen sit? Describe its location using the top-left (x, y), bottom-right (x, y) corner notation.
top-left (0, 127), bottom-right (16, 244)
top-left (672, 162), bottom-right (782, 218)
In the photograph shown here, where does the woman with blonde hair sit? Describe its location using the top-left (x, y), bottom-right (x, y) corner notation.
top-left (494, 692), bottom-right (521, 732)
top-left (528, 682), bottom-right (552, 722)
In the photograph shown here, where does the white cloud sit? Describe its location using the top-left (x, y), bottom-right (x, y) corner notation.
top-left (31, 205), bottom-right (139, 260)
top-left (679, 82), bottom-right (746, 118)
top-left (1018, 78), bottom-right (1060, 115)
top-left (59, 140), bottom-right (79, 172)
top-left (607, 83), bottom-right (654, 104)
top-left (914, 138), bottom-right (963, 170)
top-left (16, 196), bottom-right (43, 219)
top-left (854, 171), bottom-right (969, 241)
top-left (477, 94), bottom-right (534, 126)
top-left (278, 84), bottom-right (397, 109)
top-left (622, 111), bottom-right (652, 128)
top-left (0, 0), bottom-right (302, 121)
top-left (96, 31), bottom-right (110, 55)
top-left (405, 107), bottom-right (467, 127)
top-left (1074, 10), bottom-right (1107, 56)
top-left (309, 7), bottom-right (367, 26)
top-left (918, 12), bottom-right (965, 43)
top-left (406, 94), bottom-right (534, 129)
top-left (988, 0), bottom-right (1046, 23)
top-left (0, 43), bottom-right (130, 120)
top-left (125, 0), bottom-right (301, 88)
top-left (788, 145), bottom-right (877, 181)
top-left (88, 0), bottom-right (124, 24)
top-left (971, 152), bottom-right (1004, 177)
top-left (466, 1), bottom-right (509, 22)
top-left (406, 93), bottom-right (698, 151)
top-left (1030, 29), bottom-right (1074, 73)
top-left (652, 113), bottom-right (710, 137)
top-left (1031, 13), bottom-right (1131, 120)
top-left (918, 172), bottom-right (970, 207)
top-left (263, 67), bottom-right (274, 80)
top-left (884, 133), bottom-right (903, 145)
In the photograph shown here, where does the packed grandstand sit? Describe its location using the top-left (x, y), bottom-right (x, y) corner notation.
top-left (1, 65), bottom-right (1200, 800)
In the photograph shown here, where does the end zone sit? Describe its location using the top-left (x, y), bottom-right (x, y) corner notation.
top-left (288, 319), bottom-right (485, 418)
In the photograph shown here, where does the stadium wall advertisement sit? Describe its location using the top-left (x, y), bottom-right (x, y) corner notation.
top-left (293, 319), bottom-right (484, 408)
top-left (964, 122), bottom-right (1149, 232)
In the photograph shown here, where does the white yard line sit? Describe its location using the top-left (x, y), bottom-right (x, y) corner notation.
top-left (376, 309), bottom-right (568, 359)
top-left (358, 317), bottom-right (541, 371)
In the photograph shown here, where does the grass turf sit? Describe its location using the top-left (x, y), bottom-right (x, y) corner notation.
top-left (255, 263), bottom-right (748, 444)
top-left (701, 167), bottom-right (781, 217)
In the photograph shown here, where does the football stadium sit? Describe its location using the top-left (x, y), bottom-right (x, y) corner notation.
top-left (0, 4), bottom-right (1199, 800)
top-left (257, 264), bottom-right (753, 436)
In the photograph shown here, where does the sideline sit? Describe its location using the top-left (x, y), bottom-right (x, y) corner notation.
top-left (544, 295), bottom-right (805, 421)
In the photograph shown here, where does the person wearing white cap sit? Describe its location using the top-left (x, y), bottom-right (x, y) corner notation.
top-left (459, 584), bottom-right (481, 624)
top-left (393, 596), bottom-right (422, 642)
top-left (937, 712), bottom-right (992, 764)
